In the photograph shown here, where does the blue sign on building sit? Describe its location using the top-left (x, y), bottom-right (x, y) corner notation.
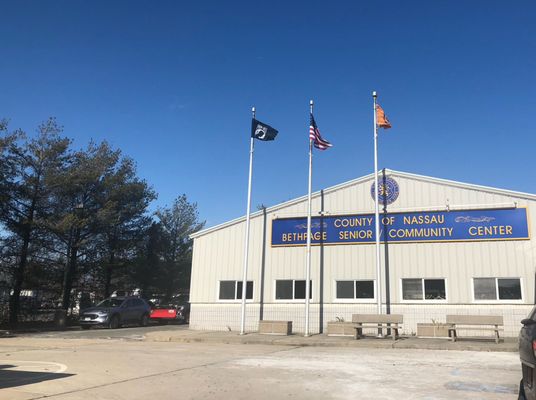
top-left (271, 208), bottom-right (530, 246)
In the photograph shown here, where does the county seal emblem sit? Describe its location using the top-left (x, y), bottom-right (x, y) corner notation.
top-left (371, 176), bottom-right (400, 205)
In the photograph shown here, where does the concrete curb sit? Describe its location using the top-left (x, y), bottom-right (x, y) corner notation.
top-left (144, 330), bottom-right (518, 352)
top-left (0, 329), bottom-right (15, 338)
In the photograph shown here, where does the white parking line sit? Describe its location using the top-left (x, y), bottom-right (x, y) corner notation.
top-left (0, 360), bottom-right (68, 373)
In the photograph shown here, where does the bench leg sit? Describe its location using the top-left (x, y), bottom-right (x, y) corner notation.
top-left (354, 327), bottom-right (362, 340)
top-left (449, 329), bottom-right (457, 342)
top-left (495, 328), bottom-right (500, 344)
top-left (392, 328), bottom-right (398, 341)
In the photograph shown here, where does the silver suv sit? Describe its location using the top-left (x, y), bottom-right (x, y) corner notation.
top-left (79, 296), bottom-right (151, 329)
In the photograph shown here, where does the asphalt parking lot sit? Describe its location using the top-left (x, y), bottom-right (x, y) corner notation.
top-left (0, 327), bottom-right (522, 400)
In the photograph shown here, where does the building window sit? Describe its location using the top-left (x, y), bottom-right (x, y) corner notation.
top-left (218, 280), bottom-right (253, 300)
top-left (473, 278), bottom-right (522, 301)
top-left (275, 280), bottom-right (312, 300)
top-left (336, 280), bottom-right (374, 300)
top-left (402, 278), bottom-right (446, 301)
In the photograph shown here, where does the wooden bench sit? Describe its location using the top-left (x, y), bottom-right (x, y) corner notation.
top-left (446, 315), bottom-right (504, 344)
top-left (258, 320), bottom-right (292, 335)
top-left (351, 314), bottom-right (403, 341)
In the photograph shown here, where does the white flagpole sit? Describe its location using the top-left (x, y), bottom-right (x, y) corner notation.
top-left (304, 99), bottom-right (314, 337)
top-left (372, 91), bottom-right (382, 316)
top-left (240, 106), bottom-right (255, 335)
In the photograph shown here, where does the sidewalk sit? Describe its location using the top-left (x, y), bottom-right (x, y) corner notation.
top-left (144, 329), bottom-right (518, 352)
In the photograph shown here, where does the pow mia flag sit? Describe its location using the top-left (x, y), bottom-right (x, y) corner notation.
top-left (251, 118), bottom-right (278, 141)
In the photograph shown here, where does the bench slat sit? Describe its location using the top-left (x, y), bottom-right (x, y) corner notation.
top-left (352, 314), bottom-right (403, 324)
top-left (449, 327), bottom-right (503, 331)
top-left (446, 315), bottom-right (503, 325)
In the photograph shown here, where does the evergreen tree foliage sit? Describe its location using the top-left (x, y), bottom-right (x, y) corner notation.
top-left (0, 118), bottom-right (205, 325)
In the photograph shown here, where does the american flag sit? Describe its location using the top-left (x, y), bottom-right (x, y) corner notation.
top-left (309, 114), bottom-right (332, 150)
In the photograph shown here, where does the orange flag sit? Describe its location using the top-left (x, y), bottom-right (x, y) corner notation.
top-left (376, 104), bottom-right (392, 129)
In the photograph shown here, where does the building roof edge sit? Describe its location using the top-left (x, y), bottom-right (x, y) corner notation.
top-left (190, 169), bottom-right (536, 239)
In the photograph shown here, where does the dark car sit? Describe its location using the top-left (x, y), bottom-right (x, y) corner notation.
top-left (149, 295), bottom-right (190, 324)
top-left (79, 296), bottom-right (151, 329)
top-left (518, 306), bottom-right (536, 399)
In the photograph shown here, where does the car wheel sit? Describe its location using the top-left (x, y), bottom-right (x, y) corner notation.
top-left (81, 325), bottom-right (91, 330)
top-left (139, 313), bottom-right (149, 327)
top-left (109, 315), bottom-right (120, 329)
top-left (519, 379), bottom-right (527, 400)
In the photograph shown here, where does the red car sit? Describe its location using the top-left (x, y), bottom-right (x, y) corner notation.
top-left (149, 296), bottom-right (190, 324)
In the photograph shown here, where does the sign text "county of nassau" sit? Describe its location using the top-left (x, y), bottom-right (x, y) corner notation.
top-left (271, 208), bottom-right (530, 246)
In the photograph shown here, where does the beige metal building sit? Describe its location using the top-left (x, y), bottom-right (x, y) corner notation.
top-left (189, 170), bottom-right (535, 337)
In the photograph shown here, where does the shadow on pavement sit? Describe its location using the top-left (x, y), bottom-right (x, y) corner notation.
top-left (0, 364), bottom-right (74, 389)
top-left (0, 321), bottom-right (81, 336)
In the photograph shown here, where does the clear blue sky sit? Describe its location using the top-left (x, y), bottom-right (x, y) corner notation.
top-left (1, 1), bottom-right (535, 227)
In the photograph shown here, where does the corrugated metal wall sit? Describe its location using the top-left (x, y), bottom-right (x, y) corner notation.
top-left (190, 172), bottom-right (536, 336)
